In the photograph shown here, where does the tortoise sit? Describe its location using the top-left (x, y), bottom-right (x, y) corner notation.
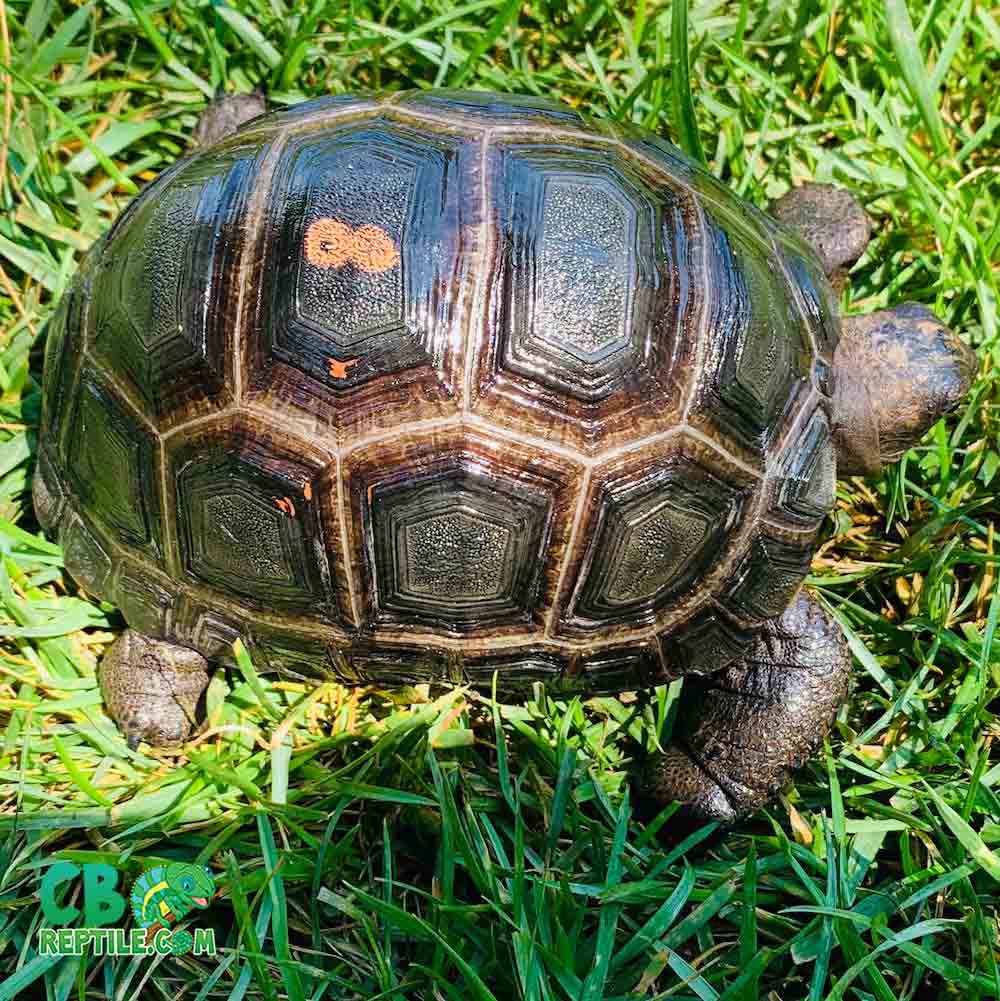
top-left (33, 89), bottom-right (976, 822)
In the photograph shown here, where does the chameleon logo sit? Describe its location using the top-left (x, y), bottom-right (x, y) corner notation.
top-left (131, 863), bottom-right (216, 956)
top-left (37, 860), bottom-right (218, 957)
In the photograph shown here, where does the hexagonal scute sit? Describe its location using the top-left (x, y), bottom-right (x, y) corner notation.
top-left (63, 369), bottom-right (161, 555)
top-left (372, 475), bottom-right (547, 627)
top-left (89, 141), bottom-right (262, 423)
top-left (472, 140), bottom-right (699, 454)
top-left (248, 117), bottom-right (479, 440)
top-left (167, 419), bottom-right (337, 618)
top-left (343, 428), bottom-right (583, 636)
top-left (557, 440), bottom-right (756, 635)
top-left (504, 169), bottom-right (646, 400)
top-left (692, 202), bottom-right (813, 460)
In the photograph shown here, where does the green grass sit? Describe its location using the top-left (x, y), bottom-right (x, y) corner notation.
top-left (0, 0), bottom-right (997, 997)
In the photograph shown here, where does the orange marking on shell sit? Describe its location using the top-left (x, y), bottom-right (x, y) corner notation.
top-left (274, 496), bottom-right (296, 517)
top-left (328, 356), bottom-right (360, 379)
top-left (351, 224), bottom-right (400, 273)
top-left (303, 481), bottom-right (312, 502)
top-left (304, 218), bottom-right (354, 268)
top-left (367, 484), bottom-right (375, 505)
top-left (303, 217), bottom-right (400, 273)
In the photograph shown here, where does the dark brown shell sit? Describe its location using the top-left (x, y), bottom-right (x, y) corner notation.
top-left (36, 89), bottom-right (838, 693)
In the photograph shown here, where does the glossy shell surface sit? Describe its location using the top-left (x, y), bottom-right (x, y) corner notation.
top-left (36, 89), bottom-right (839, 692)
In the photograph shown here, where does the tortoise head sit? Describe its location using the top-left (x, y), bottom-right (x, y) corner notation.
top-left (164, 863), bottom-right (215, 912)
top-left (768, 184), bottom-right (976, 478)
top-left (830, 304), bottom-right (977, 477)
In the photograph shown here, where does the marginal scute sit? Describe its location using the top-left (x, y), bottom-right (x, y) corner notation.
top-left (660, 605), bottom-right (752, 675)
top-left (114, 565), bottom-right (174, 638)
top-left (773, 230), bottom-right (840, 364)
top-left (348, 642), bottom-right (450, 687)
top-left (62, 513), bottom-right (113, 597)
top-left (40, 279), bottom-right (84, 444)
top-left (90, 143), bottom-right (259, 421)
top-left (266, 92), bottom-right (381, 124)
top-left (580, 643), bottom-right (664, 693)
top-left (720, 533), bottom-right (812, 622)
top-left (253, 632), bottom-right (337, 682)
top-left (32, 447), bottom-right (66, 536)
top-left (394, 89), bottom-right (586, 128)
top-left (64, 370), bottom-right (160, 553)
top-left (772, 406), bottom-right (837, 528)
top-left (461, 650), bottom-right (564, 691)
top-left (191, 611), bottom-right (244, 661)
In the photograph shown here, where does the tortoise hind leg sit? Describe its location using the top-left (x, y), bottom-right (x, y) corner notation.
top-left (191, 89), bottom-right (268, 148)
top-left (99, 631), bottom-right (210, 750)
top-left (639, 593), bottom-right (851, 823)
top-left (768, 183), bottom-right (871, 279)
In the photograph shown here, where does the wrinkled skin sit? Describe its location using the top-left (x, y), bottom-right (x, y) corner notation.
top-left (769, 183), bottom-right (871, 278)
top-left (832, 304), bottom-right (977, 476)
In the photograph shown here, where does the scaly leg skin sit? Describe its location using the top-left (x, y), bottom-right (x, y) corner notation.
top-left (639, 593), bottom-right (851, 823)
top-left (767, 182), bottom-right (871, 280)
top-left (99, 630), bottom-right (210, 750)
top-left (191, 90), bottom-right (268, 148)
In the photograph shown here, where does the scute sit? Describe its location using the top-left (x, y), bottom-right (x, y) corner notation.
top-left (720, 533), bottom-right (812, 622)
top-left (695, 212), bottom-right (812, 456)
top-left (114, 565), bottom-right (173, 638)
top-left (394, 88), bottom-right (586, 128)
top-left (472, 135), bottom-right (700, 454)
top-left (776, 409), bottom-right (837, 525)
top-left (89, 143), bottom-right (260, 423)
top-left (166, 420), bottom-right (336, 618)
top-left (661, 606), bottom-right (752, 675)
top-left (369, 464), bottom-right (550, 629)
top-left (343, 427), bottom-right (583, 639)
top-left (494, 146), bottom-right (653, 401)
top-left (248, 116), bottom-right (478, 440)
top-left (560, 442), bottom-right (754, 633)
top-left (65, 370), bottom-right (160, 554)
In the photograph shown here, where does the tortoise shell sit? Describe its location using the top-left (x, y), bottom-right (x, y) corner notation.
top-left (34, 89), bottom-right (839, 694)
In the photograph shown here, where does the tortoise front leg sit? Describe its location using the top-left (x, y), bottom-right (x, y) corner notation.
top-left (639, 593), bottom-right (851, 823)
top-left (99, 631), bottom-right (210, 750)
